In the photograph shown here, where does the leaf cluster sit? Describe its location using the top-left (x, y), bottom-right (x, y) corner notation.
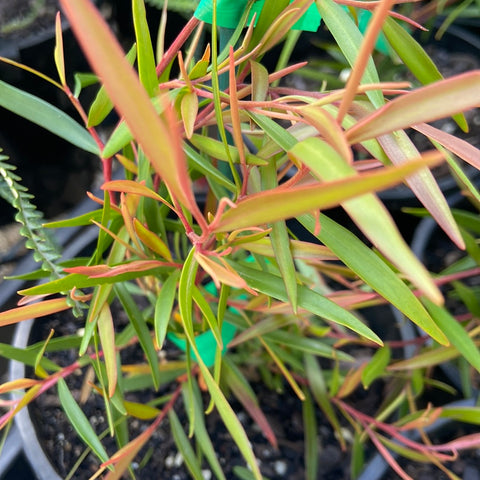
top-left (0, 0), bottom-right (479, 479)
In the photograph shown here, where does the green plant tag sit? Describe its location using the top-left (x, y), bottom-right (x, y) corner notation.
top-left (167, 322), bottom-right (237, 367)
top-left (194, 0), bottom-right (321, 32)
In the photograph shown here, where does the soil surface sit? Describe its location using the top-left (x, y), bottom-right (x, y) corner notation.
top-left (27, 308), bottom-right (354, 480)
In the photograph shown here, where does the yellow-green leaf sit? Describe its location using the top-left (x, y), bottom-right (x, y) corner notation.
top-left (98, 303), bottom-right (117, 398)
top-left (292, 137), bottom-right (444, 307)
top-left (346, 72), bottom-right (480, 145)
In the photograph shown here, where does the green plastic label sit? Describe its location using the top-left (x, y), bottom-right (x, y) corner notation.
top-left (194, 0), bottom-right (321, 32)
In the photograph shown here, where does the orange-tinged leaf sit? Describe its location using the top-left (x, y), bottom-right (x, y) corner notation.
top-left (378, 130), bottom-right (464, 249)
top-left (102, 180), bottom-right (168, 203)
top-left (212, 153), bottom-right (443, 233)
top-left (336, 363), bottom-right (368, 399)
top-left (292, 137), bottom-right (444, 307)
top-left (64, 260), bottom-right (173, 278)
top-left (0, 378), bottom-right (41, 395)
top-left (98, 303), bottom-right (117, 398)
top-left (133, 219), bottom-right (173, 261)
top-left (300, 105), bottom-right (352, 163)
top-left (346, 71), bottom-right (480, 144)
top-left (59, 0), bottom-right (195, 210)
top-left (195, 252), bottom-right (250, 291)
top-left (0, 298), bottom-right (71, 327)
top-left (413, 122), bottom-right (480, 170)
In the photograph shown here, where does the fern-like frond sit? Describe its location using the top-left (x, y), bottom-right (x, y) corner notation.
top-left (0, 151), bottom-right (62, 277)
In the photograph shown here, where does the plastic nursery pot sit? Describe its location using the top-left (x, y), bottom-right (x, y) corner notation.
top-left (357, 191), bottom-right (480, 480)
top-left (4, 225), bottom-right (99, 480)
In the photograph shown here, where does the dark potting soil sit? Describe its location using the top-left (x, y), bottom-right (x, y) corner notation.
top-left (27, 306), bottom-right (358, 480)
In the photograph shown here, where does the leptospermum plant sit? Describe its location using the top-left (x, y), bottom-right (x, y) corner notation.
top-left (1, 0), bottom-right (480, 478)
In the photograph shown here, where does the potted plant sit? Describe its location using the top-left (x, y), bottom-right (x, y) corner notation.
top-left (1, 0), bottom-right (480, 478)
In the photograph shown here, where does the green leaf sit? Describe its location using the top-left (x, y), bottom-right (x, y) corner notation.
top-left (0, 80), bottom-right (98, 154)
top-left (382, 16), bottom-right (467, 131)
top-left (264, 160), bottom-right (297, 312)
top-left (303, 389), bottom-right (318, 480)
top-left (440, 407), bottom-right (480, 425)
top-left (361, 346), bottom-right (391, 388)
top-left (154, 269), bottom-right (180, 348)
top-left (213, 148), bottom-right (443, 236)
top-left (87, 45), bottom-right (137, 127)
top-left (184, 382), bottom-right (227, 480)
top-left (304, 354), bottom-right (345, 450)
top-left (299, 213), bottom-right (448, 346)
top-left (179, 255), bottom-right (262, 479)
top-left (423, 298), bottom-right (480, 373)
top-left (168, 409), bottom-right (205, 480)
top-left (292, 136), bottom-right (443, 307)
top-left (231, 261), bottom-right (382, 344)
top-left (57, 378), bottom-right (109, 464)
top-left (115, 283), bottom-right (161, 389)
top-left (315, 0), bottom-right (383, 108)
top-left (132, 0), bottom-right (158, 96)
top-left (97, 303), bottom-right (117, 398)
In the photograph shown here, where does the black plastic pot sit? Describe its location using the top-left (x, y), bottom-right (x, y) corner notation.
top-left (357, 191), bottom-right (480, 480)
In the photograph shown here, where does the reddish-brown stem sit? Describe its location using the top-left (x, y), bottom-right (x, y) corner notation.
top-left (156, 17), bottom-right (200, 77)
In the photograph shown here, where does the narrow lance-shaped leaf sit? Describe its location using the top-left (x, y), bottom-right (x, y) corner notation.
top-left (423, 298), bottom-right (480, 373)
top-left (346, 72), bottom-right (480, 145)
top-left (264, 161), bottom-right (298, 312)
top-left (315, 0), bottom-right (383, 108)
top-left (382, 16), bottom-right (467, 131)
top-left (155, 269), bottom-right (180, 349)
top-left (132, 0), bottom-right (158, 96)
top-left (212, 151), bottom-right (443, 233)
top-left (59, 0), bottom-right (196, 211)
top-left (298, 213), bottom-right (447, 346)
top-left (54, 12), bottom-right (66, 86)
top-left (291, 137), bottom-right (444, 307)
top-left (98, 303), bottom-right (117, 398)
top-left (378, 130), bottom-right (464, 249)
top-left (231, 261), bottom-right (382, 344)
top-left (168, 409), bottom-right (205, 480)
top-left (87, 44), bottom-right (137, 127)
top-left (57, 378), bottom-right (109, 464)
top-left (0, 80), bottom-right (98, 154)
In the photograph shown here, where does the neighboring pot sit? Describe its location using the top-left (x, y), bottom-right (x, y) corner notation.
top-left (358, 191), bottom-right (480, 480)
